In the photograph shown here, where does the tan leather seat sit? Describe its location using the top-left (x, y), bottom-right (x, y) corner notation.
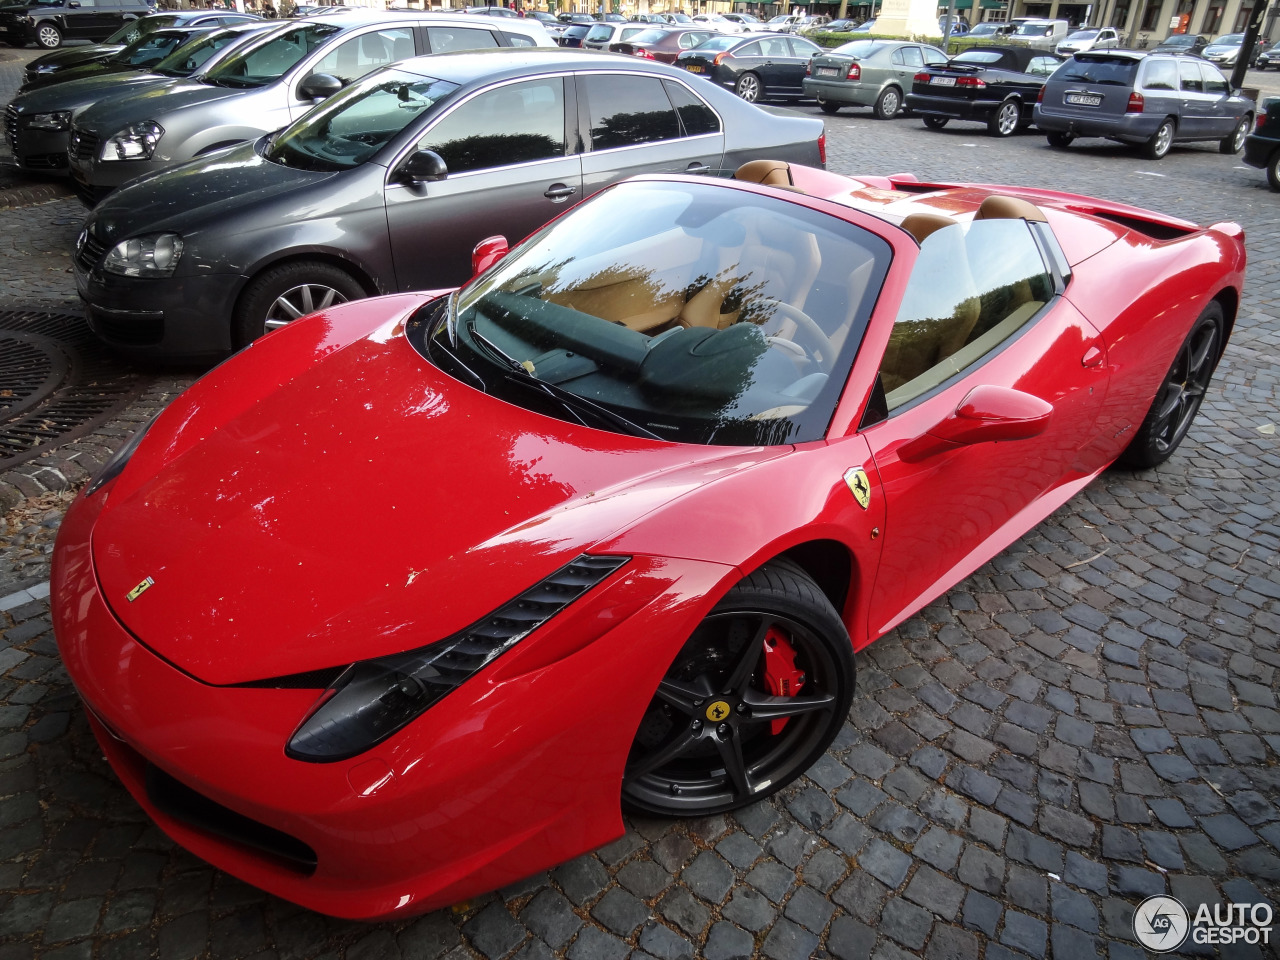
top-left (733, 159), bottom-right (806, 193)
top-left (973, 194), bottom-right (1047, 222)
top-left (900, 212), bottom-right (958, 244)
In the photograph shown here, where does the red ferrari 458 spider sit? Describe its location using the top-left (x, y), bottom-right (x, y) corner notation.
top-left (52, 161), bottom-right (1245, 920)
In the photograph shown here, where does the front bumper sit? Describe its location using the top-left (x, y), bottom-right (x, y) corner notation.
top-left (1032, 105), bottom-right (1163, 144)
top-left (6, 121), bottom-right (71, 174)
top-left (68, 142), bottom-right (159, 204)
top-left (904, 92), bottom-right (1001, 121)
top-left (803, 77), bottom-right (877, 107)
top-left (52, 487), bottom-right (731, 919)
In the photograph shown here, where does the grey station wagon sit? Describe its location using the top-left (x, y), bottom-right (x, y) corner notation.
top-left (73, 50), bottom-right (825, 363)
top-left (1034, 51), bottom-right (1254, 159)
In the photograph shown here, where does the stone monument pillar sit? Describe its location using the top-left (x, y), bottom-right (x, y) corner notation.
top-left (872, 0), bottom-right (941, 36)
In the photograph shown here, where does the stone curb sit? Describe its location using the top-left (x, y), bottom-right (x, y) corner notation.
top-left (0, 179), bottom-right (74, 212)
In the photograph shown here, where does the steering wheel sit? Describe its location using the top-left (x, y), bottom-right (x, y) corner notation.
top-left (752, 299), bottom-right (835, 368)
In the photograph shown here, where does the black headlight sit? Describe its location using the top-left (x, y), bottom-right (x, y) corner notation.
top-left (286, 554), bottom-right (629, 762)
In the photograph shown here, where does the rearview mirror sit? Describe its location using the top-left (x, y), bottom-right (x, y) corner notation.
top-left (471, 236), bottom-right (509, 278)
top-left (898, 384), bottom-right (1053, 462)
top-left (399, 149), bottom-right (448, 184)
top-left (297, 73), bottom-right (343, 103)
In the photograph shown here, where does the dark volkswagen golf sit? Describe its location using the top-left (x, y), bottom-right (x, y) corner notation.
top-left (74, 49), bottom-right (825, 363)
top-left (906, 45), bottom-right (1063, 136)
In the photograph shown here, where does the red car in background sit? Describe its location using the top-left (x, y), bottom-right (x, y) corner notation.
top-left (53, 161), bottom-right (1244, 921)
top-left (610, 25), bottom-right (717, 62)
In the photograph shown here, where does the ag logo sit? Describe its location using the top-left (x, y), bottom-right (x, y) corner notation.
top-left (1134, 896), bottom-right (1190, 952)
top-left (705, 700), bottom-right (731, 722)
top-left (843, 467), bottom-right (871, 510)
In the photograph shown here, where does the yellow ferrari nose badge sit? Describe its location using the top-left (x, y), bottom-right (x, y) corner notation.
top-left (126, 577), bottom-right (154, 602)
top-left (705, 700), bottom-right (731, 722)
top-left (844, 467), bottom-right (871, 510)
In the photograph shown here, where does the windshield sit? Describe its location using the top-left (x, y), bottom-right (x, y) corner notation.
top-left (1160, 34), bottom-right (1194, 45)
top-left (1065, 29), bottom-right (1098, 40)
top-left (423, 181), bottom-right (891, 446)
top-left (954, 50), bottom-right (1004, 63)
top-left (154, 26), bottom-right (257, 77)
top-left (1015, 23), bottom-right (1053, 36)
top-left (630, 28), bottom-right (669, 43)
top-left (204, 21), bottom-right (338, 88)
top-left (833, 39), bottom-right (887, 57)
top-left (106, 15), bottom-right (176, 43)
top-left (1213, 33), bottom-right (1244, 44)
top-left (267, 68), bottom-right (455, 171)
top-left (108, 29), bottom-right (192, 67)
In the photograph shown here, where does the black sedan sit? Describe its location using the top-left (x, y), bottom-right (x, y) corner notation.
top-left (18, 24), bottom-right (216, 92)
top-left (1151, 33), bottom-right (1209, 56)
top-left (1256, 45), bottom-right (1280, 69)
top-left (905, 45), bottom-right (1063, 136)
top-left (1243, 95), bottom-right (1280, 187)
top-left (675, 33), bottom-right (824, 102)
top-left (72, 49), bottom-right (825, 363)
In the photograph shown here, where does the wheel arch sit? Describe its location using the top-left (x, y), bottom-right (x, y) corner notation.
top-left (775, 539), bottom-right (853, 624)
top-left (234, 250), bottom-right (380, 319)
top-left (1211, 285), bottom-right (1238, 361)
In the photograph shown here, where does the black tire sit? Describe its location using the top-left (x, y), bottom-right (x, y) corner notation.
top-left (818, 98), bottom-right (841, 115)
top-left (735, 72), bottom-right (762, 103)
top-left (988, 98), bottom-right (1020, 137)
top-left (923, 115), bottom-right (948, 129)
top-left (622, 559), bottom-right (855, 817)
top-left (1046, 130), bottom-right (1074, 148)
top-left (1267, 150), bottom-right (1280, 191)
top-left (1118, 301), bottom-right (1224, 469)
top-left (1142, 118), bottom-right (1175, 160)
top-left (873, 85), bottom-right (902, 119)
top-left (34, 22), bottom-right (61, 49)
top-left (1220, 115), bottom-right (1250, 154)
top-left (232, 260), bottom-right (365, 349)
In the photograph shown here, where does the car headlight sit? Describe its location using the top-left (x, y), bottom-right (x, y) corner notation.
top-left (102, 233), bottom-right (184, 278)
top-left (101, 120), bottom-right (163, 161)
top-left (286, 554), bottom-right (630, 762)
top-left (86, 414), bottom-right (157, 495)
top-left (27, 111), bottom-right (70, 131)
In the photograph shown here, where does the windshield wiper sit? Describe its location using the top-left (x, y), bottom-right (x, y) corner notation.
top-left (469, 327), bottom-right (661, 440)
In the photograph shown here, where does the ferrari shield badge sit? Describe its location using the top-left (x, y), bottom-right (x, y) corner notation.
top-left (126, 577), bottom-right (154, 602)
top-left (844, 468), bottom-right (872, 510)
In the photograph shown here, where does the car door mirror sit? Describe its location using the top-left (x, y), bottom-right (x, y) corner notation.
top-left (898, 384), bottom-right (1054, 461)
top-left (398, 149), bottom-right (448, 184)
top-left (297, 73), bottom-right (344, 103)
top-left (471, 235), bottom-right (508, 278)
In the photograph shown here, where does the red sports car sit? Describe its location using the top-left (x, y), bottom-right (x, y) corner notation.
top-left (52, 161), bottom-right (1245, 920)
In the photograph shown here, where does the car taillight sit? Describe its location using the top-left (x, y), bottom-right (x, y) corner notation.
top-left (1127, 91), bottom-right (1144, 113)
top-left (914, 71), bottom-right (930, 82)
top-left (1257, 110), bottom-right (1267, 131)
top-left (957, 76), bottom-right (986, 90)
top-left (805, 61), bottom-right (811, 75)
top-left (1037, 86), bottom-right (1045, 103)
top-left (633, 47), bottom-right (654, 59)
top-left (846, 62), bottom-right (860, 80)
top-left (713, 51), bottom-right (731, 65)
top-left (818, 129), bottom-right (826, 165)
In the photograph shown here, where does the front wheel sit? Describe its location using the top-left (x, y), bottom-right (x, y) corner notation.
top-left (622, 560), bottom-right (855, 816)
top-left (922, 115), bottom-right (948, 130)
top-left (1142, 118), bottom-right (1175, 160)
top-left (34, 22), bottom-right (62, 48)
top-left (1118, 301), bottom-right (1223, 468)
top-left (1220, 115), bottom-right (1250, 154)
top-left (873, 85), bottom-right (902, 120)
top-left (818, 98), bottom-right (841, 115)
top-left (735, 72), bottom-right (762, 103)
top-left (988, 99), bottom-right (1020, 137)
top-left (233, 260), bottom-right (365, 349)
top-left (1267, 150), bottom-right (1280, 191)
top-left (1046, 130), bottom-right (1074, 148)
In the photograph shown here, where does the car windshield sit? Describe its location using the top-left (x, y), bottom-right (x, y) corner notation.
top-left (833, 39), bottom-right (887, 57)
top-left (153, 26), bottom-right (256, 77)
top-left (630, 28), bottom-right (669, 43)
top-left (1160, 35), bottom-right (1194, 45)
top-left (1055, 55), bottom-right (1137, 83)
top-left (954, 50), bottom-right (1004, 63)
top-left (108, 29), bottom-right (192, 66)
top-left (106, 16), bottom-right (175, 43)
top-left (1015, 23), bottom-right (1053, 36)
top-left (266, 68), bottom-right (456, 172)
top-left (423, 180), bottom-right (892, 446)
top-left (203, 21), bottom-right (338, 88)
top-left (1065, 29), bottom-right (1098, 40)
top-left (1215, 33), bottom-right (1244, 44)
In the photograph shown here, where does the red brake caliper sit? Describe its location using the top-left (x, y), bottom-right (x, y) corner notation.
top-left (762, 627), bottom-right (805, 735)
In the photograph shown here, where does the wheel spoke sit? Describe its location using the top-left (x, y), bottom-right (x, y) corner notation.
top-left (1188, 330), bottom-right (1216, 377)
top-left (1153, 384), bottom-right (1184, 423)
top-left (742, 689), bottom-right (836, 720)
top-left (713, 730), bottom-right (753, 798)
top-left (275, 297), bottom-right (306, 321)
top-left (626, 727), bottom-right (699, 778)
top-left (317, 287), bottom-right (342, 310)
top-left (655, 678), bottom-right (707, 717)
top-left (723, 617), bottom-right (769, 696)
top-left (299, 286), bottom-right (316, 314)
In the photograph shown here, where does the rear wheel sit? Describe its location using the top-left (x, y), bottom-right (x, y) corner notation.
top-left (923, 115), bottom-right (948, 129)
top-left (1142, 118), bottom-right (1175, 160)
top-left (1220, 115), bottom-right (1250, 154)
top-left (1118, 301), bottom-right (1223, 468)
top-left (233, 260), bottom-right (365, 348)
top-left (735, 72), bottom-right (762, 103)
top-left (1267, 150), bottom-right (1280, 191)
top-left (1046, 130), bottom-right (1074, 147)
top-left (35, 23), bottom-right (61, 48)
top-left (622, 560), bottom-right (855, 816)
top-left (873, 85), bottom-right (901, 119)
top-left (988, 98), bottom-right (1020, 137)
top-left (818, 98), bottom-right (841, 115)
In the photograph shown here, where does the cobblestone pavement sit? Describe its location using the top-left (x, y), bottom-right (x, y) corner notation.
top-left (1, 72), bottom-right (1279, 960)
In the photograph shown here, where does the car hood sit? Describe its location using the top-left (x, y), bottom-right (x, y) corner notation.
top-left (91, 302), bottom-right (777, 685)
top-left (74, 76), bottom-right (241, 134)
top-left (13, 68), bottom-right (158, 111)
top-left (88, 141), bottom-right (338, 242)
top-left (28, 43), bottom-right (120, 71)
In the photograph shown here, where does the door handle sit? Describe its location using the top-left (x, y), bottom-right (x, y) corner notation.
top-left (1082, 345), bottom-right (1105, 368)
top-left (686, 162), bottom-right (711, 174)
top-left (544, 183), bottom-right (576, 201)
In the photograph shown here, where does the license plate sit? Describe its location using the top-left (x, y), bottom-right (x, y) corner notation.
top-left (1066, 93), bottom-right (1102, 106)
top-left (684, 64), bottom-right (705, 73)
top-left (817, 66), bottom-right (839, 77)
top-left (930, 76), bottom-right (956, 86)
top-left (0, 26), bottom-right (8, 32)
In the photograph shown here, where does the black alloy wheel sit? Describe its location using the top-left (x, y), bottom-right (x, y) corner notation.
top-left (623, 561), bottom-right (855, 816)
top-left (1119, 301), bottom-right (1223, 468)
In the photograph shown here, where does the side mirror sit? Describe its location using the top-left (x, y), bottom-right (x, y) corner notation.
top-left (898, 384), bottom-right (1053, 462)
top-left (296, 73), bottom-right (343, 103)
top-left (471, 236), bottom-right (508, 278)
top-left (399, 149), bottom-right (448, 184)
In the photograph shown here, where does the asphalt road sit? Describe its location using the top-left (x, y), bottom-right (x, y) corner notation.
top-left (0, 43), bottom-right (1277, 960)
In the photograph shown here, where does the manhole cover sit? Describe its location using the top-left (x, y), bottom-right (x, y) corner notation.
top-left (0, 310), bottom-right (147, 472)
